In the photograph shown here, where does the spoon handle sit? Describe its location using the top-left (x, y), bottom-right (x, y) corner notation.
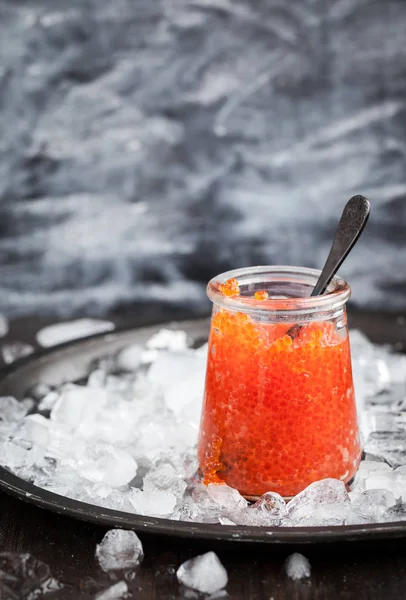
top-left (311, 195), bottom-right (370, 297)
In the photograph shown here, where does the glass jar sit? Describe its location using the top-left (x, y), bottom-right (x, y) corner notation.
top-left (197, 266), bottom-right (361, 499)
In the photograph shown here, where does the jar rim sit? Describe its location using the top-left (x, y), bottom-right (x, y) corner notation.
top-left (207, 265), bottom-right (351, 316)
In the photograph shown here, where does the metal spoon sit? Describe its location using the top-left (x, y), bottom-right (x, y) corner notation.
top-left (287, 195), bottom-right (370, 339)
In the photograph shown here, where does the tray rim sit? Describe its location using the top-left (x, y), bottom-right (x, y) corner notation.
top-left (0, 318), bottom-right (405, 545)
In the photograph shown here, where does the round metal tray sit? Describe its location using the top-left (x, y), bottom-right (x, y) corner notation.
top-left (0, 318), bottom-right (405, 545)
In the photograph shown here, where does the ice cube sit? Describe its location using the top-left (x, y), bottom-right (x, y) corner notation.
top-left (30, 383), bottom-right (52, 401)
top-left (0, 314), bottom-right (8, 338)
top-left (50, 385), bottom-right (108, 429)
top-left (81, 486), bottom-right (135, 513)
top-left (96, 529), bottom-right (144, 572)
top-left (131, 420), bottom-right (168, 462)
top-left (14, 414), bottom-right (51, 447)
top-left (104, 374), bottom-right (136, 397)
top-left (364, 431), bottom-right (406, 467)
top-left (116, 344), bottom-right (143, 372)
top-left (129, 488), bottom-right (177, 516)
top-left (288, 503), bottom-right (352, 527)
top-left (95, 581), bottom-right (128, 600)
top-left (140, 348), bottom-right (159, 364)
top-left (45, 436), bottom-right (137, 489)
top-left (171, 497), bottom-right (202, 522)
top-left (74, 394), bottom-right (143, 446)
top-left (344, 512), bottom-right (372, 526)
top-left (218, 516), bottom-right (236, 525)
top-left (146, 329), bottom-right (188, 351)
top-left (32, 462), bottom-right (85, 498)
top-left (44, 425), bottom-right (79, 462)
top-left (207, 484), bottom-right (248, 512)
top-left (74, 443), bottom-right (137, 488)
top-left (190, 483), bottom-right (223, 518)
top-left (351, 461), bottom-right (393, 491)
top-left (364, 473), bottom-right (401, 497)
top-left (287, 479), bottom-right (349, 521)
top-left (176, 552), bottom-right (228, 594)
top-left (38, 390), bottom-right (59, 412)
top-left (350, 329), bottom-right (391, 396)
top-left (1, 342), bottom-right (34, 364)
top-left (285, 553), bottom-right (311, 581)
top-left (0, 396), bottom-right (33, 423)
top-left (251, 492), bottom-right (286, 518)
top-left (179, 454), bottom-right (198, 481)
top-left (163, 374), bottom-right (205, 422)
top-left (40, 459), bottom-right (118, 503)
top-left (382, 504), bottom-right (406, 522)
top-left (147, 350), bottom-right (204, 390)
top-left (367, 409), bottom-right (406, 433)
top-left (350, 329), bottom-right (375, 355)
top-left (0, 552), bottom-right (62, 598)
top-left (383, 351), bottom-right (406, 387)
top-left (36, 319), bottom-right (115, 348)
top-left (367, 359), bottom-right (391, 395)
top-left (234, 492), bottom-right (286, 526)
top-left (362, 467), bottom-right (406, 502)
top-left (88, 369), bottom-right (108, 388)
top-left (143, 462), bottom-right (187, 499)
top-left (0, 439), bottom-right (45, 470)
top-left (133, 412), bottom-right (197, 461)
top-left (167, 420), bottom-right (199, 451)
top-left (56, 474), bottom-right (133, 513)
top-left (351, 489), bottom-right (396, 521)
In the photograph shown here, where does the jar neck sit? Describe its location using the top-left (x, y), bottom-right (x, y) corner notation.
top-left (207, 266), bottom-right (351, 319)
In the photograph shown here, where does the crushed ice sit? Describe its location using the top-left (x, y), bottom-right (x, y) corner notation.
top-left (0, 552), bottom-right (63, 598)
top-left (285, 553), bottom-right (311, 581)
top-left (176, 551), bottom-right (228, 594)
top-left (1, 341), bottom-right (34, 364)
top-left (0, 327), bottom-right (406, 526)
top-left (36, 318), bottom-right (115, 347)
top-left (96, 529), bottom-right (144, 572)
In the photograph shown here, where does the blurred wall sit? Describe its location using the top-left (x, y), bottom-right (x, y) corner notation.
top-left (1, 0), bottom-right (405, 318)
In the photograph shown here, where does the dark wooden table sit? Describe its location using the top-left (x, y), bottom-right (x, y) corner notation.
top-left (1, 310), bottom-right (406, 600)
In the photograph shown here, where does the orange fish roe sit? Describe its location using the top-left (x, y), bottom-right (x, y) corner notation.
top-left (218, 277), bottom-right (240, 297)
top-left (198, 310), bottom-right (361, 498)
top-left (254, 290), bottom-right (269, 301)
top-left (201, 436), bottom-right (224, 485)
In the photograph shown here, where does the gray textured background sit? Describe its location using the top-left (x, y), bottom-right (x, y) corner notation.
top-left (1, 0), bottom-right (405, 318)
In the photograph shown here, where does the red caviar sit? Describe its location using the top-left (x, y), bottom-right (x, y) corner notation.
top-left (254, 290), bottom-right (269, 301)
top-left (198, 309), bottom-right (361, 498)
top-left (218, 278), bottom-right (240, 297)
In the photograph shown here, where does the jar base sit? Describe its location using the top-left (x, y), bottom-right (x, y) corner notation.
top-left (243, 474), bottom-right (358, 503)
top-left (244, 493), bottom-right (294, 502)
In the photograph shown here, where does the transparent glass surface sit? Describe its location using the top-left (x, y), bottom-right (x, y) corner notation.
top-left (198, 266), bottom-right (361, 498)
